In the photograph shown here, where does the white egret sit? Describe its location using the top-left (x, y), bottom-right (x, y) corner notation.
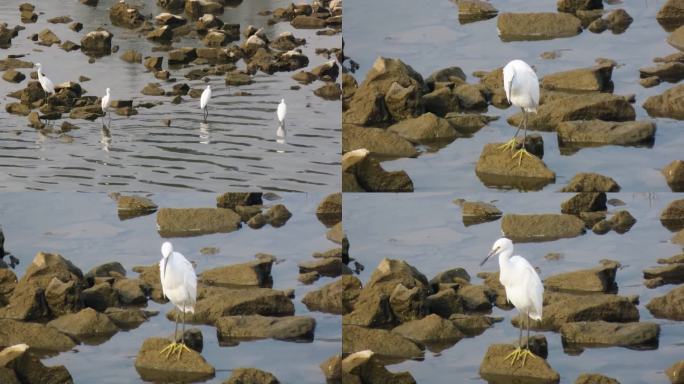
top-left (277, 98), bottom-right (287, 127)
top-left (159, 241), bottom-right (197, 359)
top-left (101, 88), bottom-right (111, 126)
top-left (481, 237), bottom-right (543, 366)
top-left (500, 59), bottom-right (539, 165)
top-left (34, 63), bottom-right (55, 106)
top-left (200, 85), bottom-right (211, 122)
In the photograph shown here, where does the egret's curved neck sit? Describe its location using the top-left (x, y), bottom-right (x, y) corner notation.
top-left (498, 247), bottom-right (513, 270)
top-left (36, 68), bottom-right (43, 79)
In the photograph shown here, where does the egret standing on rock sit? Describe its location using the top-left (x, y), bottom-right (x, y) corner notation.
top-left (481, 237), bottom-right (543, 367)
top-left (159, 241), bottom-right (197, 359)
top-left (500, 59), bottom-right (539, 166)
top-left (101, 88), bottom-right (111, 127)
top-left (277, 98), bottom-right (287, 127)
top-left (200, 85), bottom-right (211, 122)
top-left (34, 63), bottom-right (55, 107)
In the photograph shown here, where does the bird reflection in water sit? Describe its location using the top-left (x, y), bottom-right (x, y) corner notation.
top-left (276, 124), bottom-right (286, 153)
top-left (199, 122), bottom-right (210, 144)
top-left (100, 126), bottom-right (111, 152)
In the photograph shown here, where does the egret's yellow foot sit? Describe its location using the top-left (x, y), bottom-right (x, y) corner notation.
top-left (175, 343), bottom-right (192, 360)
top-left (519, 348), bottom-right (537, 366)
top-left (511, 148), bottom-right (534, 166)
top-left (160, 342), bottom-right (191, 360)
top-left (498, 138), bottom-right (519, 152)
top-left (503, 347), bottom-right (537, 367)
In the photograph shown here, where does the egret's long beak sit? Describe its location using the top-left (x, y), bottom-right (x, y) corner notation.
top-left (480, 248), bottom-right (497, 267)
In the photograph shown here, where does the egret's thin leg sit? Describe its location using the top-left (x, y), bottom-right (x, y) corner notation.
top-left (518, 312), bottom-right (523, 348)
top-left (511, 110), bottom-right (535, 166)
top-left (519, 310), bottom-right (537, 366)
top-left (504, 312), bottom-right (525, 365)
top-left (498, 108), bottom-right (525, 152)
top-left (526, 310), bottom-right (531, 350)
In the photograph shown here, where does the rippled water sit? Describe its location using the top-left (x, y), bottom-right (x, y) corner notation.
top-left (0, 0), bottom-right (340, 192)
top-left (0, 192), bottom-right (341, 383)
top-left (344, 0), bottom-right (683, 192)
top-left (344, 192), bottom-right (684, 383)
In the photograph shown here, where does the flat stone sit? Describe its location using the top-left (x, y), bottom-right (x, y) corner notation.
top-left (560, 321), bottom-right (659, 350)
top-left (342, 325), bottom-right (424, 361)
top-left (156, 208), bottom-right (241, 237)
top-left (557, 120), bottom-right (656, 148)
top-left (475, 143), bottom-right (555, 191)
top-left (479, 343), bottom-right (560, 384)
top-left (501, 214), bottom-right (585, 242)
top-left (497, 12), bottom-right (582, 41)
top-left (342, 124), bottom-right (418, 158)
top-left (134, 337), bottom-right (215, 382)
top-left (216, 315), bottom-right (315, 342)
top-left (0, 319), bottom-right (75, 352)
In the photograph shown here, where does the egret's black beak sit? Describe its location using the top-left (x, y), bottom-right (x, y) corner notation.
top-left (480, 248), bottom-right (497, 267)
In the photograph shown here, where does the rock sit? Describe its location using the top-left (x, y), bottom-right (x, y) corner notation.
top-left (144, 56), bottom-right (163, 71)
top-left (37, 29), bottom-right (61, 46)
top-left (457, 284), bottom-right (493, 311)
top-left (647, 284), bottom-right (684, 320)
top-left (640, 62), bottom-right (684, 83)
top-left (445, 113), bottom-right (498, 135)
top-left (113, 278), bottom-right (147, 305)
top-left (341, 350), bottom-right (416, 384)
top-left (199, 259), bottom-right (273, 288)
top-left (110, 2), bottom-right (144, 28)
top-left (167, 288), bottom-right (294, 325)
top-left (0, 269), bottom-right (17, 305)
top-left (576, 373), bottom-right (620, 384)
top-left (497, 12), bottom-right (582, 41)
top-left (603, 9), bottom-right (632, 33)
top-left (224, 368), bottom-right (280, 384)
top-left (326, 222), bottom-right (344, 244)
top-left (422, 87), bottom-right (460, 117)
top-left (542, 64), bottom-right (614, 92)
top-left (311, 61), bottom-right (339, 81)
top-left (298, 272), bottom-right (319, 285)
top-left (343, 149), bottom-right (414, 192)
top-left (2, 69), bottom-right (25, 83)
top-left (27, 111), bottom-right (44, 129)
top-left (314, 83), bottom-right (342, 100)
top-left (667, 360), bottom-right (684, 384)
top-left (216, 192), bottom-right (262, 209)
top-left (0, 319), bottom-right (75, 352)
top-left (557, 0), bottom-right (603, 13)
top-left (216, 315), bottom-right (315, 342)
top-left (168, 47), bottom-right (197, 64)
top-left (81, 282), bottom-right (118, 312)
top-left (501, 214), bottom-right (586, 242)
top-left (658, 0), bottom-right (684, 31)
top-left (458, 0), bottom-right (498, 24)
top-left (545, 260), bottom-right (618, 293)
top-left (449, 314), bottom-right (500, 336)
top-left (264, 204), bottom-right (291, 227)
top-left (47, 308), bottom-right (118, 341)
top-left (661, 199), bottom-right (684, 231)
top-left (7, 349), bottom-right (72, 384)
top-left (387, 113), bottom-right (458, 144)
top-left (69, 22), bottom-right (84, 31)
top-left (392, 314), bottom-right (463, 345)
top-left (316, 193), bottom-right (341, 227)
top-left (645, 263), bottom-right (684, 287)
top-left (389, 284), bottom-right (428, 323)
top-left (560, 321), bottom-right (659, 350)
top-left (298, 258), bottom-right (349, 277)
top-left (561, 192), bottom-right (607, 214)
top-left (105, 308), bottom-right (156, 330)
top-left (135, 338), bottom-right (215, 382)
top-left (343, 292), bottom-right (394, 328)
top-left (342, 325), bottom-right (424, 360)
top-left (426, 289), bottom-right (464, 318)
top-left (342, 124), bottom-right (418, 158)
top-left (80, 29), bottom-right (113, 56)
top-left (320, 355), bottom-right (341, 383)
top-left (69, 105), bottom-right (101, 120)
top-left (430, 268), bottom-right (470, 290)
top-left (674, 229), bottom-right (684, 246)
top-left (609, 210), bottom-right (636, 233)
top-left (662, 160), bottom-right (684, 192)
top-left (156, 12), bottom-right (187, 28)
top-left (560, 173), bottom-right (620, 192)
top-left (459, 201), bottom-right (502, 226)
top-left (479, 344), bottom-right (560, 384)
top-left (557, 120), bottom-right (656, 149)
top-left (510, 93), bottom-right (635, 132)
top-left (116, 195), bottom-right (157, 219)
top-left (640, 76), bottom-right (662, 88)
top-left (0, 25), bottom-right (14, 48)
top-left (147, 26), bottom-right (173, 42)
top-left (475, 143), bottom-right (555, 190)
top-left (0, 284), bottom-right (49, 321)
top-left (226, 71), bottom-right (253, 86)
top-left (156, 208), bottom-right (241, 237)
top-left (302, 276), bottom-right (361, 315)
top-left (5, 103), bottom-right (30, 116)
top-left (291, 15), bottom-right (326, 29)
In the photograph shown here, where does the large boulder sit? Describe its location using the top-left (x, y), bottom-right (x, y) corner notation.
top-left (135, 337), bottom-right (215, 382)
top-left (643, 84), bottom-right (684, 119)
top-left (475, 143), bottom-right (555, 191)
top-left (224, 368), bottom-right (281, 384)
top-left (216, 315), bottom-right (315, 343)
top-left (501, 214), bottom-right (586, 242)
top-left (545, 261), bottom-right (618, 293)
top-left (199, 259), bottom-right (272, 288)
top-left (560, 321), bottom-right (659, 350)
top-left (386, 113), bottom-right (459, 144)
top-left (560, 172), bottom-right (621, 192)
top-left (479, 344), bottom-right (560, 384)
top-left (658, 0), bottom-right (684, 31)
top-left (0, 319), bottom-right (75, 352)
top-left (109, 2), bottom-right (144, 28)
top-left (80, 29), bottom-right (113, 56)
top-left (542, 63), bottom-right (614, 92)
top-left (557, 120), bottom-right (656, 148)
top-left (341, 350), bottom-right (416, 384)
top-left (302, 276), bottom-right (361, 315)
top-left (646, 285), bottom-right (684, 320)
top-left (497, 12), bottom-right (582, 41)
top-left (47, 308), bottom-right (118, 342)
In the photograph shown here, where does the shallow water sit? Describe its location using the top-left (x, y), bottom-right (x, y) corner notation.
top-left (344, 192), bottom-right (684, 383)
top-left (344, 0), bottom-right (683, 192)
top-left (0, 192), bottom-right (340, 383)
top-left (0, 0), bottom-right (341, 192)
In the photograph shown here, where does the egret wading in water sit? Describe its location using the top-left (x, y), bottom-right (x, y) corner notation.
top-left (34, 63), bottom-right (55, 110)
top-left (101, 88), bottom-right (111, 127)
top-left (481, 238), bottom-right (543, 367)
top-left (159, 241), bottom-right (197, 359)
top-left (500, 60), bottom-right (539, 166)
top-left (277, 98), bottom-right (287, 127)
top-left (200, 85), bottom-right (211, 122)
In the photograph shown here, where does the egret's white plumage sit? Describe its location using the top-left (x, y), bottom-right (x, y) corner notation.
top-left (159, 241), bottom-right (197, 314)
top-left (34, 63), bottom-right (55, 103)
top-left (277, 98), bottom-right (287, 125)
top-left (101, 88), bottom-right (111, 126)
top-left (200, 85), bottom-right (211, 122)
top-left (482, 237), bottom-right (543, 365)
top-left (503, 60), bottom-right (539, 113)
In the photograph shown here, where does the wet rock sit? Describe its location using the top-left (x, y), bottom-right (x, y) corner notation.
top-left (661, 199), bottom-right (684, 231)
top-left (662, 160), bottom-right (684, 192)
top-left (156, 207), bottom-right (241, 237)
top-left (501, 214), bottom-right (586, 242)
top-left (320, 355), bottom-right (341, 383)
top-left (575, 373), bottom-right (620, 384)
top-left (80, 29), bottom-right (113, 56)
top-left (168, 288), bottom-right (294, 325)
top-left (454, 84), bottom-right (487, 110)
top-left (302, 276), bottom-right (361, 315)
top-left (264, 204), bottom-right (291, 228)
top-left (358, 258), bottom-right (429, 302)
top-left (560, 321), bottom-right (659, 350)
top-left (670, 26), bottom-right (684, 52)
top-left (479, 344), bottom-right (560, 384)
top-left (155, 12), bottom-right (187, 28)
top-left (291, 15), bottom-right (326, 29)
top-left (81, 283), bottom-right (118, 312)
top-left (216, 192), bottom-right (262, 210)
top-left (69, 21), bottom-right (83, 32)
top-left (0, 269), bottom-right (17, 305)
top-left (316, 193), bottom-right (341, 227)
top-left (457, 0), bottom-right (498, 24)
top-left (658, 0), bottom-right (684, 31)
top-left (557, 0), bottom-right (603, 13)
top-left (422, 87), bottom-right (460, 117)
top-left (475, 143), bottom-right (555, 190)
top-left (247, 213), bottom-right (267, 229)
top-left (314, 83), bottom-right (342, 100)
top-left (342, 124), bottom-right (418, 158)
top-left (292, 70), bottom-right (316, 84)
top-left (343, 292), bottom-right (394, 328)
top-left (608, 210), bottom-right (636, 233)
top-left (497, 12), bottom-right (582, 41)
top-left (311, 60), bottom-right (339, 81)
top-left (185, 0), bottom-right (224, 19)
top-left (5, 103), bottom-right (30, 116)
top-left (640, 62), bottom-right (684, 83)
top-left (389, 284), bottom-right (428, 323)
top-left (147, 26), bottom-right (173, 43)
top-left (545, 260), bottom-right (618, 293)
top-left (47, 307), bottom-right (118, 341)
top-left (430, 268), bottom-right (470, 291)
top-left (168, 47), bottom-right (197, 64)
top-left (342, 325), bottom-right (424, 360)
top-left (449, 314), bottom-right (500, 336)
top-left (0, 319), bottom-right (75, 352)
top-left (225, 71), bottom-right (253, 86)
top-left (298, 272), bottom-right (319, 285)
top-left (561, 192), bottom-right (607, 214)
top-left (131, 264), bottom-right (164, 302)
top-left (113, 278), bottom-right (147, 305)
top-left (385, 82), bottom-right (423, 121)
top-left (644, 263), bottom-right (684, 287)
top-left (60, 40), bottom-right (80, 52)
top-left (8, 348), bottom-right (72, 383)
top-left (2, 69), bottom-right (25, 83)
top-left (557, 120), bottom-right (656, 149)
top-left (144, 56), bottom-right (163, 71)
top-left (224, 368), bottom-right (280, 384)
top-left (270, 31), bottom-right (305, 51)
top-left (648, 285), bottom-right (684, 320)
top-left (0, 283), bottom-right (48, 321)
top-left (135, 337), bottom-right (215, 382)
top-left (542, 63), bottom-right (614, 92)
top-left (343, 149), bottom-right (414, 192)
top-left (445, 113), bottom-right (498, 135)
top-left (604, 9), bottom-right (633, 33)
top-left (341, 350), bottom-right (416, 384)
top-left (640, 76), bottom-right (661, 88)
top-left (674, 229), bottom-right (684, 246)
top-left (392, 314), bottom-right (463, 345)
top-left (216, 315), bottom-right (315, 342)
top-left (457, 284), bottom-right (493, 311)
top-left (560, 173), bottom-right (620, 192)
top-left (116, 195), bottom-right (157, 220)
top-left (426, 289), bottom-right (464, 318)
top-left (0, 25), bottom-right (14, 48)
top-left (326, 221), bottom-right (345, 245)
top-left (199, 259), bottom-right (273, 288)
top-left (37, 29), bottom-right (60, 46)
top-left (69, 105), bottom-right (101, 120)
top-left (458, 201), bottom-right (502, 226)
top-left (298, 258), bottom-right (349, 277)
top-left (387, 113), bottom-right (458, 144)
top-left (110, 2), bottom-right (144, 28)
top-left (667, 360), bottom-right (684, 384)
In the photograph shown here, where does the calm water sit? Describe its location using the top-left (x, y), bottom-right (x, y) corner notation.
top-left (344, 0), bottom-right (682, 192)
top-left (344, 192), bottom-right (684, 383)
top-left (0, 0), bottom-right (340, 192)
top-left (0, 192), bottom-right (341, 383)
